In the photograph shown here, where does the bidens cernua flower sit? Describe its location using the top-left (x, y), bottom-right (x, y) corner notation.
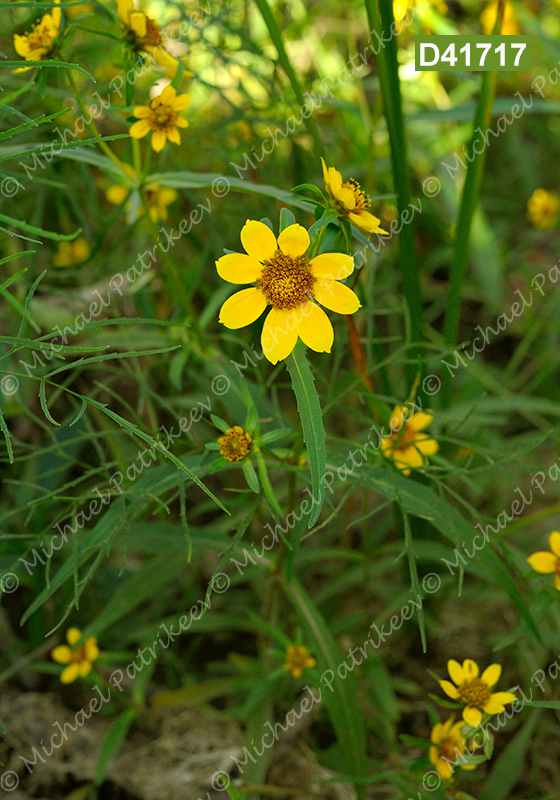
top-left (51, 627), bottom-right (100, 684)
top-left (526, 188), bottom-right (560, 230)
top-left (216, 220), bottom-right (361, 364)
top-left (527, 531), bottom-right (560, 589)
top-left (129, 86), bottom-right (190, 152)
top-left (283, 645), bottom-right (316, 678)
top-left (380, 405), bottom-right (439, 476)
top-left (13, 0), bottom-right (61, 72)
top-left (116, 0), bottom-right (181, 76)
top-left (439, 658), bottom-right (516, 728)
top-left (218, 426), bottom-right (252, 462)
top-left (321, 158), bottom-right (387, 235)
top-left (429, 717), bottom-right (477, 780)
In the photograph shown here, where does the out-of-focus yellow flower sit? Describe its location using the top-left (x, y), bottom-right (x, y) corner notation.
top-left (53, 236), bottom-right (90, 266)
top-left (106, 181), bottom-right (178, 224)
top-left (129, 85), bottom-right (190, 152)
top-left (380, 405), bottom-right (439, 476)
top-left (527, 531), bottom-right (560, 588)
top-left (65, 3), bottom-right (94, 19)
top-left (13, 0), bottom-right (61, 72)
top-left (218, 426), bottom-right (252, 462)
top-left (321, 159), bottom-right (388, 235)
top-left (116, 0), bottom-right (186, 77)
top-left (51, 627), bottom-right (100, 683)
top-left (216, 220), bottom-right (361, 364)
top-left (526, 189), bottom-right (560, 229)
top-left (429, 717), bottom-right (476, 780)
top-left (283, 645), bottom-right (316, 678)
top-left (480, 1), bottom-right (520, 34)
top-left (439, 659), bottom-right (517, 728)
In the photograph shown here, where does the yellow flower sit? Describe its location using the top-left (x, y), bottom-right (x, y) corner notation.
top-left (283, 645), bottom-right (316, 678)
top-left (106, 181), bottom-right (178, 224)
top-left (218, 426), bottom-right (252, 462)
top-left (439, 659), bottom-right (517, 728)
top-left (51, 627), bottom-right (100, 683)
top-left (216, 220), bottom-right (361, 364)
top-left (527, 531), bottom-right (560, 588)
top-left (116, 0), bottom-right (180, 76)
top-left (321, 158), bottom-right (388, 235)
top-left (429, 717), bottom-right (476, 780)
top-left (526, 189), bottom-right (560, 230)
top-left (13, 0), bottom-right (61, 72)
top-left (129, 86), bottom-right (190, 153)
top-left (480, 1), bottom-right (520, 34)
top-left (52, 236), bottom-right (90, 267)
top-left (380, 405), bottom-right (439, 476)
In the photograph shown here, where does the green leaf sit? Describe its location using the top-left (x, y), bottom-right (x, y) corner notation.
top-left (479, 708), bottom-right (541, 800)
top-left (242, 459), bottom-right (260, 493)
top-left (223, 777), bottom-right (246, 800)
top-left (0, 212), bottom-right (81, 242)
top-left (0, 60), bottom-right (95, 81)
top-left (279, 207), bottom-right (296, 231)
top-left (286, 342), bottom-right (326, 528)
top-left (152, 677), bottom-right (246, 707)
top-left (94, 708), bottom-right (138, 786)
top-left (170, 55), bottom-right (184, 90)
top-left (0, 405), bottom-right (14, 464)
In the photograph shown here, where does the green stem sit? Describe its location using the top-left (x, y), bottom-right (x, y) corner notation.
top-left (364, 0), bottom-right (424, 385)
top-left (253, 0), bottom-right (324, 156)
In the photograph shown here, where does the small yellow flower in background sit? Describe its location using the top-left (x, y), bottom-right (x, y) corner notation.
top-left (526, 189), bottom-right (560, 230)
top-left (283, 645), bottom-right (316, 678)
top-left (51, 627), bottom-right (100, 683)
top-left (527, 531), bottom-right (560, 588)
top-left (480, 1), bottom-right (520, 34)
top-left (439, 659), bottom-right (516, 728)
top-left (106, 179), bottom-right (178, 224)
top-left (13, 0), bottom-right (61, 72)
top-left (429, 717), bottom-right (476, 780)
top-left (116, 0), bottom-right (182, 77)
top-left (380, 405), bottom-right (439, 476)
top-left (129, 86), bottom-right (190, 153)
top-left (393, 0), bottom-right (412, 22)
top-left (53, 236), bottom-right (90, 267)
top-left (218, 426), bottom-right (252, 462)
top-left (321, 158), bottom-right (388, 235)
top-left (217, 220), bottom-right (361, 364)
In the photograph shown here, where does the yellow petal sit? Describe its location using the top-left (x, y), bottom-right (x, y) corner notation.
top-left (430, 722), bottom-right (444, 744)
top-left (336, 187), bottom-right (356, 210)
top-left (406, 410), bottom-right (434, 431)
top-left (261, 307), bottom-right (298, 364)
top-left (309, 252), bottom-right (354, 281)
top-left (133, 105), bottom-right (151, 118)
top-left (462, 706), bottom-right (482, 727)
top-left (324, 165), bottom-right (343, 196)
top-left (219, 288), bottom-right (267, 329)
top-left (51, 645), bottom-right (72, 664)
top-left (129, 10), bottom-right (147, 38)
top-left (51, 0), bottom-right (61, 29)
top-left (527, 551), bottom-right (557, 574)
top-left (129, 119), bottom-right (151, 139)
top-left (176, 117), bottom-right (189, 128)
top-left (116, 0), bottom-right (133, 24)
top-left (481, 663), bottom-right (501, 688)
top-left (413, 433), bottom-right (439, 456)
top-left (439, 679), bottom-right (460, 699)
top-left (106, 185), bottom-right (130, 206)
top-left (151, 130), bottom-right (167, 152)
top-left (85, 637), bottom-right (100, 661)
top-left (348, 210), bottom-right (388, 234)
top-left (60, 663), bottom-right (80, 684)
top-left (295, 301), bottom-right (334, 354)
top-left (394, 461), bottom-right (411, 476)
top-left (277, 224), bottom-right (310, 258)
top-left (435, 758), bottom-right (453, 781)
top-left (78, 660), bottom-right (92, 677)
top-left (216, 253), bottom-right (263, 284)
top-left (485, 691), bottom-right (516, 712)
top-left (241, 220), bottom-right (277, 262)
top-left (67, 627), bottom-right (82, 646)
top-left (428, 744), bottom-right (440, 765)
top-left (315, 279), bottom-right (361, 315)
top-left (462, 659), bottom-right (479, 680)
top-left (160, 85), bottom-right (177, 105)
top-left (172, 93), bottom-right (191, 111)
top-left (166, 127), bottom-right (181, 145)
top-left (396, 445), bottom-right (423, 469)
top-left (549, 531), bottom-right (560, 557)
top-left (447, 659), bottom-right (464, 686)
top-left (553, 574), bottom-right (560, 591)
top-left (13, 34), bottom-right (31, 58)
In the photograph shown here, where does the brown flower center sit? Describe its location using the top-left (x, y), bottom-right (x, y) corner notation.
top-left (143, 16), bottom-right (162, 46)
top-left (148, 99), bottom-right (177, 132)
top-left (258, 250), bottom-right (315, 310)
top-left (28, 22), bottom-right (55, 52)
top-left (218, 426), bottom-right (252, 462)
top-left (70, 645), bottom-right (86, 664)
top-left (457, 678), bottom-right (491, 709)
top-left (388, 423), bottom-right (416, 453)
top-left (439, 736), bottom-right (462, 764)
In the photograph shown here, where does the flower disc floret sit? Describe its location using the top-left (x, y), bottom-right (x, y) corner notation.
top-left (258, 251), bottom-right (315, 310)
top-left (218, 426), bottom-right (252, 462)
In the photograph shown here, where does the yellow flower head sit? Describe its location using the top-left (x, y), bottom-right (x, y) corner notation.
top-left (527, 531), bottom-right (560, 589)
top-left (116, 0), bottom-right (184, 77)
top-left (13, 0), bottom-right (61, 72)
top-left (526, 189), bottom-right (560, 230)
top-left (480, 1), bottom-right (520, 35)
top-left (129, 85), bottom-right (190, 152)
top-left (380, 405), bottom-right (439, 476)
top-left (216, 220), bottom-right (361, 364)
top-left (106, 180), bottom-right (178, 224)
top-left (321, 158), bottom-right (387, 235)
top-left (218, 426), bottom-right (252, 462)
top-left (53, 236), bottom-right (90, 267)
top-left (429, 716), bottom-right (476, 780)
top-left (51, 627), bottom-right (100, 683)
top-left (439, 659), bottom-right (517, 728)
top-left (283, 645), bottom-right (316, 678)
